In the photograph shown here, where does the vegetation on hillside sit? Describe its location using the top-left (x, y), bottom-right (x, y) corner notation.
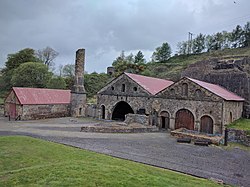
top-left (227, 118), bottom-right (250, 132)
top-left (0, 136), bottom-right (222, 187)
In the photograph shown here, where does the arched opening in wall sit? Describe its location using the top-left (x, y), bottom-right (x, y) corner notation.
top-left (160, 111), bottom-right (170, 129)
top-left (79, 108), bottom-right (82, 116)
top-left (200, 115), bottom-right (213, 134)
top-left (175, 109), bottom-right (194, 130)
top-left (101, 105), bottom-right (105, 119)
top-left (112, 101), bottom-right (134, 121)
top-left (229, 112), bottom-right (233, 123)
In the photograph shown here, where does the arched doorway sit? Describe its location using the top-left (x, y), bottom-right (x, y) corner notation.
top-left (175, 109), bottom-right (194, 130)
top-left (160, 111), bottom-right (170, 129)
top-left (101, 105), bottom-right (105, 119)
top-left (200, 115), bottom-right (213, 134)
top-left (112, 101), bottom-right (134, 121)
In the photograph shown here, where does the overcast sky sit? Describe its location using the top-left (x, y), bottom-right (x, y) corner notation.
top-left (0, 0), bottom-right (250, 73)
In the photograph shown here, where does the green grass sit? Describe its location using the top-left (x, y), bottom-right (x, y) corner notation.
top-left (0, 136), bottom-right (223, 187)
top-left (227, 118), bottom-right (250, 131)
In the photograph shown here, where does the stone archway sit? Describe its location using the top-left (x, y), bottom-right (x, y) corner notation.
top-left (175, 109), bottom-right (194, 130)
top-left (101, 105), bottom-right (105, 119)
top-left (160, 111), bottom-right (170, 129)
top-left (200, 115), bottom-right (213, 134)
top-left (112, 101), bottom-right (134, 121)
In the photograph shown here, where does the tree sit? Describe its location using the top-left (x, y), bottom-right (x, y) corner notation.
top-left (47, 76), bottom-right (66, 89)
top-left (62, 64), bottom-right (75, 78)
top-left (176, 41), bottom-right (188, 55)
top-left (152, 42), bottom-right (172, 62)
top-left (3, 48), bottom-right (40, 72)
top-left (84, 72), bottom-right (109, 98)
top-left (243, 22), bottom-right (250, 47)
top-left (36, 46), bottom-right (59, 68)
top-left (192, 33), bottom-right (206, 54)
top-left (231, 25), bottom-right (245, 48)
top-left (134, 51), bottom-right (146, 64)
top-left (11, 62), bottom-right (52, 88)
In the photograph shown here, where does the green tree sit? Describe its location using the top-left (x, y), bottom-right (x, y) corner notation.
top-left (84, 72), bottom-right (110, 98)
top-left (47, 76), bottom-right (66, 89)
top-left (11, 62), bottom-right (52, 88)
top-left (231, 25), bottom-right (245, 48)
top-left (176, 41), bottom-right (188, 55)
top-left (134, 51), bottom-right (146, 64)
top-left (192, 33), bottom-right (206, 54)
top-left (152, 42), bottom-right (172, 62)
top-left (3, 48), bottom-right (40, 72)
top-left (62, 64), bottom-right (75, 78)
top-left (243, 22), bottom-right (250, 47)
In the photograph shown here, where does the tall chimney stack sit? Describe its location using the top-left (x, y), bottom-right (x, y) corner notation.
top-left (70, 49), bottom-right (87, 117)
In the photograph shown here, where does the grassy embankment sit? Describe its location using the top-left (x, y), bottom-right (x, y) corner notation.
top-left (0, 136), bottom-right (223, 187)
top-left (227, 118), bottom-right (250, 132)
top-left (143, 47), bottom-right (250, 81)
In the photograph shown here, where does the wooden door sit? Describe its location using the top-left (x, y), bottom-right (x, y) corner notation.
top-left (9, 103), bottom-right (16, 119)
top-left (200, 116), bottom-right (213, 134)
top-left (175, 109), bottom-right (194, 130)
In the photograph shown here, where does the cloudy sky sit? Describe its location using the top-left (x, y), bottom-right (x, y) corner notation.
top-left (0, 0), bottom-right (250, 73)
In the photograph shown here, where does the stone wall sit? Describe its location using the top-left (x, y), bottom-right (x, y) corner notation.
top-left (227, 128), bottom-right (250, 146)
top-left (21, 104), bottom-right (70, 120)
top-left (86, 104), bottom-right (97, 117)
top-left (124, 114), bottom-right (149, 125)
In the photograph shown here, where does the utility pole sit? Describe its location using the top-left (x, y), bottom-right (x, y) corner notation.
top-left (188, 32), bottom-right (194, 54)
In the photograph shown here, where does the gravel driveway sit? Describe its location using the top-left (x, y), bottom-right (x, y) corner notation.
top-left (0, 117), bottom-right (249, 186)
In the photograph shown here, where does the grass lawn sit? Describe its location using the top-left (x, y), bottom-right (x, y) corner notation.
top-left (227, 118), bottom-right (250, 131)
top-left (0, 136), bottom-right (223, 187)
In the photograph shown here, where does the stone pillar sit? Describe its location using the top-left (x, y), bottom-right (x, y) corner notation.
top-left (70, 49), bottom-right (87, 117)
top-left (169, 117), bottom-right (175, 130)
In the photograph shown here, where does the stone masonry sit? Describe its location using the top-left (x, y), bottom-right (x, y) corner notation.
top-left (70, 49), bottom-right (87, 117)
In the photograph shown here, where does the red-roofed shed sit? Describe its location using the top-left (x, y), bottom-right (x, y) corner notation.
top-left (4, 87), bottom-right (71, 120)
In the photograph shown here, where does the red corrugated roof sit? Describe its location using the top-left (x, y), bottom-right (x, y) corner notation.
top-left (125, 73), bottom-right (174, 95)
top-left (13, 87), bottom-right (71, 105)
top-left (187, 77), bottom-right (245, 101)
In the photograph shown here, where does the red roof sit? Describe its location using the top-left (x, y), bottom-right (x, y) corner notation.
top-left (187, 77), bottom-right (245, 101)
top-left (13, 87), bottom-right (71, 105)
top-left (125, 73), bottom-right (174, 95)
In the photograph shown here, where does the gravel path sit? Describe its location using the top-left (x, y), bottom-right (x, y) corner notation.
top-left (0, 117), bottom-right (249, 186)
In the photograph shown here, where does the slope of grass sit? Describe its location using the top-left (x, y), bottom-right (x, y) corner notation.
top-left (0, 136), bottom-right (223, 187)
top-left (143, 47), bottom-right (250, 81)
top-left (227, 118), bottom-right (250, 131)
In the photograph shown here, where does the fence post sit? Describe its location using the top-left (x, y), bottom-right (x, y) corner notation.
top-left (224, 128), bottom-right (228, 146)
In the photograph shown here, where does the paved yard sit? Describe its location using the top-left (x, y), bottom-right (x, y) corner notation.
top-left (0, 116), bottom-right (249, 186)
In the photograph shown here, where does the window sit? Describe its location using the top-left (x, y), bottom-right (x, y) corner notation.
top-left (122, 84), bottom-right (125, 92)
top-left (195, 89), bottom-right (201, 98)
top-left (182, 83), bottom-right (188, 96)
top-left (111, 86), bottom-right (114, 90)
top-left (170, 88), bottom-right (175, 95)
top-left (133, 87), bottom-right (137, 91)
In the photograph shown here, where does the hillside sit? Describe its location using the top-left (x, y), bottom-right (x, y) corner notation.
top-left (143, 47), bottom-right (250, 81)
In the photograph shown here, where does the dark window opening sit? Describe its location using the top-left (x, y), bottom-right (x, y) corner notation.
top-left (79, 108), bottom-right (82, 115)
top-left (195, 89), bottom-right (201, 98)
top-left (133, 87), bottom-right (137, 91)
top-left (122, 84), bottom-right (125, 92)
top-left (111, 86), bottom-right (114, 90)
top-left (137, 108), bottom-right (146, 115)
top-left (101, 105), bottom-right (105, 119)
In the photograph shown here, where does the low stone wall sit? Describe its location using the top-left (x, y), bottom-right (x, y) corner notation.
top-left (86, 104), bottom-right (97, 117)
top-left (124, 114), bottom-right (149, 125)
top-left (227, 128), bottom-right (250, 147)
top-left (171, 128), bottom-right (224, 145)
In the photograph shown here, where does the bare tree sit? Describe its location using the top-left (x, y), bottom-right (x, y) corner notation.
top-left (36, 47), bottom-right (59, 68)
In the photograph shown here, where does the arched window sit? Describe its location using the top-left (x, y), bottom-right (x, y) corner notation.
top-left (195, 89), bottom-right (202, 98)
top-left (182, 83), bottom-right (188, 96)
top-left (122, 84), bottom-right (125, 92)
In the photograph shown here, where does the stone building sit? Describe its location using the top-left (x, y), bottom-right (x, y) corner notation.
top-left (97, 73), bottom-right (244, 135)
top-left (4, 87), bottom-right (70, 120)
